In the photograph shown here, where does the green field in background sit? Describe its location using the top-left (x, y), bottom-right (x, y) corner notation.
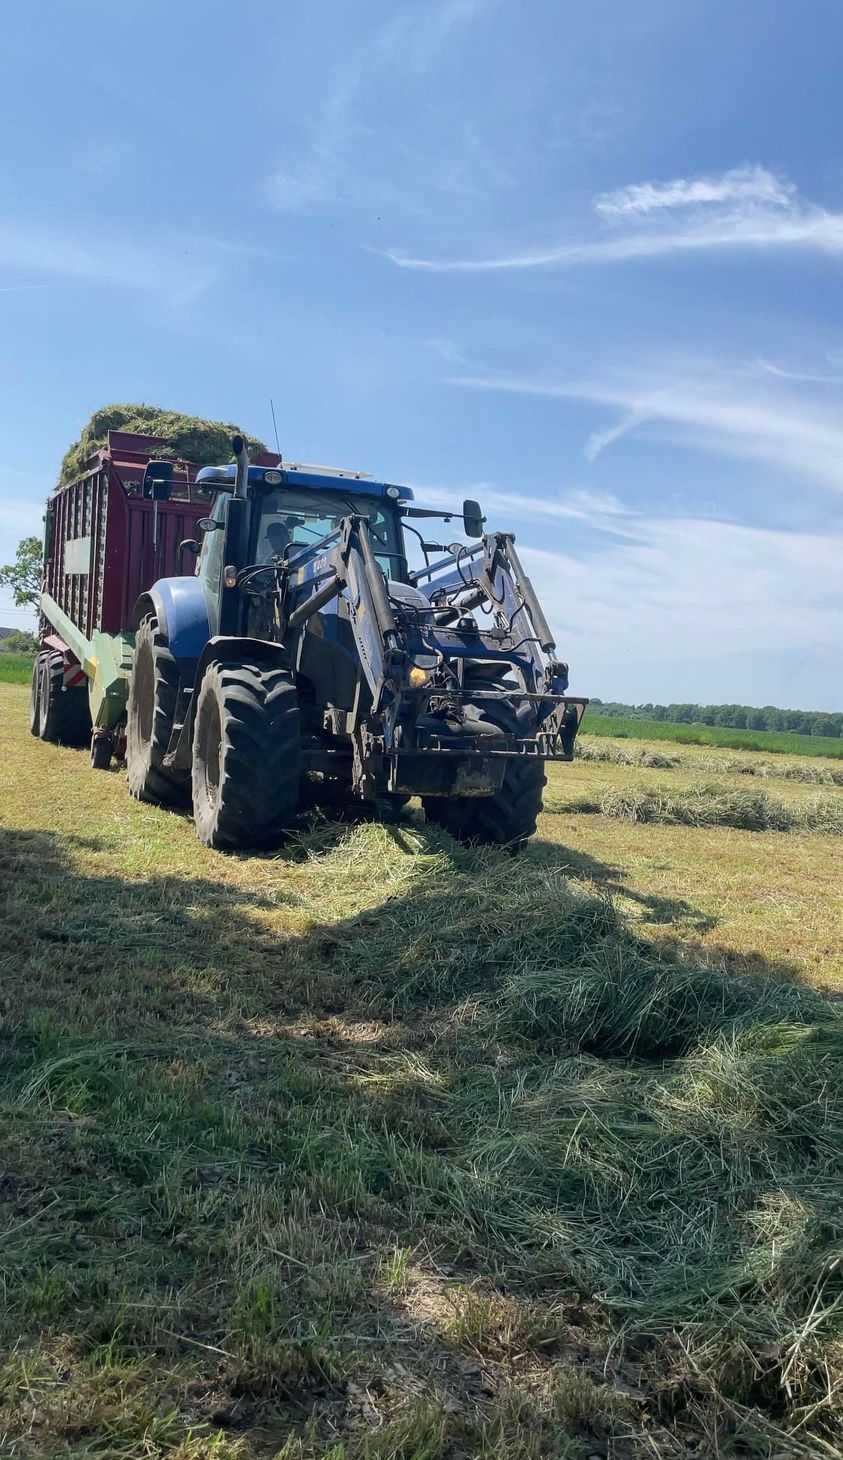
top-left (582, 711), bottom-right (843, 758)
top-left (0, 653), bottom-right (34, 685)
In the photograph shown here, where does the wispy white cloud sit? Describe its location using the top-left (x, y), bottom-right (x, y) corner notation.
top-left (405, 407), bottom-right (843, 703)
top-left (376, 0), bottom-right (494, 73)
top-left (416, 481), bottom-right (635, 534)
top-left (267, 0), bottom-right (495, 215)
top-left (584, 412), bottom-right (646, 462)
top-left (266, 171), bottom-right (329, 214)
top-left (384, 165), bottom-right (843, 272)
top-left (385, 208), bottom-right (843, 271)
top-left (0, 220), bottom-right (239, 303)
top-left (406, 474), bottom-right (843, 699)
top-left (593, 165), bottom-right (794, 218)
top-left (448, 367), bottom-right (843, 493)
top-left (755, 357), bottom-right (843, 387)
top-left (523, 513), bottom-right (843, 701)
top-left (426, 336), bottom-right (468, 366)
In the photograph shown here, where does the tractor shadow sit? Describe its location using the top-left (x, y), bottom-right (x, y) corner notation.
top-left (36, 743), bottom-right (720, 940)
top-left (521, 835), bottom-right (719, 934)
top-left (0, 822), bottom-right (836, 1457)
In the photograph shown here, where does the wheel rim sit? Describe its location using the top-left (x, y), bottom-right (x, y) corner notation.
top-left (29, 659), bottom-right (40, 733)
top-left (38, 660), bottom-right (50, 737)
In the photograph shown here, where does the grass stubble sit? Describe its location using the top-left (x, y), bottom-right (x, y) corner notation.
top-left (0, 683), bottom-right (842, 1458)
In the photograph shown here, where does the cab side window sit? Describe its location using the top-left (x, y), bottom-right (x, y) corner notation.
top-left (198, 494), bottom-right (228, 631)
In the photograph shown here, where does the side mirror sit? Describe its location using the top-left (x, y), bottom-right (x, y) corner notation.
top-left (178, 539), bottom-right (199, 570)
top-left (196, 516), bottom-right (223, 533)
top-left (143, 460), bottom-right (174, 501)
top-left (462, 498), bottom-right (485, 539)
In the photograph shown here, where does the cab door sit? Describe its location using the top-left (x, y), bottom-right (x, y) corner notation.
top-left (197, 493), bottom-right (228, 636)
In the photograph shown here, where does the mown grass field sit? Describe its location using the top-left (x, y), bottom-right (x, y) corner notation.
top-left (0, 653), bottom-right (34, 685)
top-left (582, 712), bottom-right (843, 758)
top-left (2, 684), bottom-right (843, 1459)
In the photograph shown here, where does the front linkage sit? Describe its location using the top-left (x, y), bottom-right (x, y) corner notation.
top-left (266, 515), bottom-right (587, 800)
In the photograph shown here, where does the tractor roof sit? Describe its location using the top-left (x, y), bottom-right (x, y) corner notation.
top-left (195, 462), bottom-right (414, 501)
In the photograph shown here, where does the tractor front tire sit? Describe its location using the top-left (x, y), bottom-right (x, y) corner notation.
top-left (423, 756), bottom-right (546, 849)
top-left (191, 660), bottom-right (301, 850)
top-left (423, 671), bottom-right (546, 848)
top-left (126, 614), bottom-right (186, 805)
top-left (35, 649), bottom-right (91, 746)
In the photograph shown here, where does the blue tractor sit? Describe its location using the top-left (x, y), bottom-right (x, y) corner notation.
top-left (125, 438), bottom-right (587, 849)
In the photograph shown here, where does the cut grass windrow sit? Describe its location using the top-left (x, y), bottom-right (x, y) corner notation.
top-left (559, 782), bottom-right (843, 834)
top-left (576, 737), bottom-right (843, 785)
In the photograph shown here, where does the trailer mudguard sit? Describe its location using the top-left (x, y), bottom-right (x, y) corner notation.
top-left (133, 578), bottom-right (211, 663)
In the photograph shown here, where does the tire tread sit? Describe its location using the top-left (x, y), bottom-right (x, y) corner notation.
top-left (192, 660), bottom-right (301, 849)
top-left (423, 673), bottom-right (546, 848)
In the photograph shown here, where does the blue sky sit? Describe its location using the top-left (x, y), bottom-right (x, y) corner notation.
top-left (2, 0), bottom-right (843, 709)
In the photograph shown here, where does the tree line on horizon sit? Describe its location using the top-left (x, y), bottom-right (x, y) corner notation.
top-left (0, 628), bottom-right (38, 654)
top-left (589, 699), bottom-right (843, 739)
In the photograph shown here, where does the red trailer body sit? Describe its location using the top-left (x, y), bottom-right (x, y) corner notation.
top-left (34, 428), bottom-right (282, 757)
top-left (42, 431), bottom-right (210, 641)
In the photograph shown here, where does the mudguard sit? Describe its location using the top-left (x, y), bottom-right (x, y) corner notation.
top-left (133, 577), bottom-right (211, 663)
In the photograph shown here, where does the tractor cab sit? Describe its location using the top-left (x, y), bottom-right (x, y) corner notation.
top-left (194, 460), bottom-right (415, 589)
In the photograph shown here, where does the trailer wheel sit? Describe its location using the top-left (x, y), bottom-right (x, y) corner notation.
top-left (35, 650), bottom-right (91, 746)
top-left (90, 731), bottom-right (113, 771)
top-left (192, 660), bottom-right (301, 849)
top-left (126, 614), bottom-right (186, 805)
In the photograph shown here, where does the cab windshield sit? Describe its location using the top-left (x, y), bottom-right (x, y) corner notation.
top-left (253, 489), bottom-right (405, 578)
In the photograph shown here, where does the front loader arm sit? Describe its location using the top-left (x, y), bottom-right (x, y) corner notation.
top-left (285, 515), bottom-right (403, 715)
top-left (477, 534), bottom-right (567, 693)
top-left (332, 516), bottom-right (403, 714)
top-left (423, 532), bottom-right (568, 694)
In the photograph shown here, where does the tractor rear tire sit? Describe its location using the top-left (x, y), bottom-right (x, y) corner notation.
top-left (126, 614), bottom-right (186, 805)
top-left (423, 756), bottom-right (546, 849)
top-left (35, 649), bottom-right (91, 746)
top-left (191, 660), bottom-right (301, 850)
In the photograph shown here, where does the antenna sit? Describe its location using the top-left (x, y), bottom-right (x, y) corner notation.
top-left (269, 398), bottom-right (281, 458)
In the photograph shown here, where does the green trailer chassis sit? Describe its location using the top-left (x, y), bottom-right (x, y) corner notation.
top-left (40, 592), bottom-right (134, 733)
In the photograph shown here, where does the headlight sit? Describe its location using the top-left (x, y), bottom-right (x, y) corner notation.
top-left (408, 655), bottom-right (438, 688)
